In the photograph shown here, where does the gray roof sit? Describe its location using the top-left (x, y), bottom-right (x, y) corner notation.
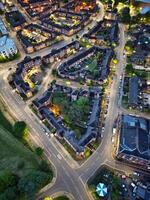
top-left (32, 84), bottom-right (101, 153)
top-left (136, 185), bottom-right (150, 200)
top-left (0, 19), bottom-right (8, 35)
top-left (88, 99), bottom-right (100, 126)
top-left (119, 115), bottom-right (150, 161)
top-left (128, 76), bottom-right (139, 106)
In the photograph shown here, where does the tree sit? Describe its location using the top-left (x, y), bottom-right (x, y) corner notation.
top-left (67, 97), bottom-right (90, 125)
top-left (52, 69), bottom-right (58, 77)
top-left (0, 186), bottom-right (17, 200)
top-left (51, 79), bottom-right (56, 85)
top-left (0, 170), bottom-right (16, 192)
top-left (35, 147), bottom-right (44, 157)
top-left (63, 0), bottom-right (68, 3)
top-left (125, 40), bottom-right (134, 52)
top-left (125, 63), bottom-right (134, 75)
top-left (52, 92), bottom-right (66, 105)
top-left (18, 170), bottom-right (50, 199)
top-left (114, 0), bottom-right (127, 5)
top-left (120, 7), bottom-right (131, 24)
top-left (13, 121), bottom-right (28, 139)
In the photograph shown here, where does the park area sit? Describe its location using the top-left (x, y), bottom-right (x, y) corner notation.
top-left (88, 165), bottom-right (125, 200)
top-left (0, 99), bottom-right (53, 200)
top-left (51, 91), bottom-right (90, 139)
top-left (67, 51), bottom-right (103, 80)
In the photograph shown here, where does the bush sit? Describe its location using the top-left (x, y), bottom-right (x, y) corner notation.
top-left (84, 148), bottom-right (92, 158)
top-left (125, 63), bottom-right (134, 75)
top-left (39, 160), bottom-right (53, 176)
top-left (13, 121), bottom-right (28, 139)
top-left (52, 69), bottom-right (58, 77)
top-left (120, 7), bottom-right (131, 24)
top-left (53, 196), bottom-right (70, 200)
top-left (35, 147), bottom-right (44, 157)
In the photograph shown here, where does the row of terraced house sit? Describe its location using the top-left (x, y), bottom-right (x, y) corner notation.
top-left (32, 83), bottom-right (101, 155)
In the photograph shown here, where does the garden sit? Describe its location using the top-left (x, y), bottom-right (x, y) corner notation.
top-left (51, 91), bottom-right (90, 139)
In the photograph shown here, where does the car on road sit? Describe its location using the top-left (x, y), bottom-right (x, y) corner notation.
top-left (102, 127), bottom-right (105, 132)
top-left (45, 132), bottom-right (49, 136)
top-left (42, 128), bottom-right (49, 136)
top-left (42, 128), bottom-right (47, 132)
top-left (133, 172), bottom-right (140, 177)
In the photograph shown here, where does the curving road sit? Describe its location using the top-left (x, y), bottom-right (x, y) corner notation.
top-left (0, 2), bottom-right (145, 200)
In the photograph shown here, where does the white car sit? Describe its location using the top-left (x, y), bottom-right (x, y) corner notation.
top-left (102, 127), bottom-right (105, 132)
top-left (133, 172), bottom-right (140, 176)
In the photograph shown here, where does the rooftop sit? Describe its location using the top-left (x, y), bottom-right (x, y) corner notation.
top-left (0, 35), bottom-right (16, 52)
top-left (5, 10), bottom-right (26, 28)
top-left (128, 76), bottom-right (139, 106)
top-left (118, 114), bottom-right (150, 161)
top-left (0, 19), bottom-right (8, 36)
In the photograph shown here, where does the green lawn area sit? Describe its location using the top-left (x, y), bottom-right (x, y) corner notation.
top-left (84, 52), bottom-right (103, 79)
top-left (0, 125), bottom-right (39, 175)
top-left (0, 102), bottom-right (53, 200)
top-left (85, 58), bottom-right (97, 73)
top-left (53, 196), bottom-right (70, 200)
top-left (0, 109), bottom-right (13, 132)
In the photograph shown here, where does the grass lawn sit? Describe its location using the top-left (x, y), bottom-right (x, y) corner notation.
top-left (0, 109), bottom-right (13, 132)
top-left (0, 125), bottom-right (39, 176)
top-left (0, 100), bottom-right (53, 199)
top-left (85, 58), bottom-right (97, 73)
top-left (53, 196), bottom-right (70, 200)
top-left (0, 100), bottom-right (45, 175)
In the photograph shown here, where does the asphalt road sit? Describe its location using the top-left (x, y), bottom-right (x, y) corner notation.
top-left (0, 2), bottom-right (105, 200)
top-left (0, 22), bottom-right (128, 200)
top-left (0, 2), bottom-right (148, 200)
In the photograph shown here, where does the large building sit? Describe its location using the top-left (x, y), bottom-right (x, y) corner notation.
top-left (5, 10), bottom-right (27, 31)
top-left (13, 56), bottom-right (43, 98)
top-left (116, 114), bottom-right (150, 170)
top-left (57, 46), bottom-right (113, 83)
top-left (0, 19), bottom-right (8, 35)
top-left (0, 18), bottom-right (18, 60)
top-left (83, 19), bottom-right (119, 46)
top-left (134, 0), bottom-right (150, 14)
top-left (0, 35), bottom-right (18, 59)
top-left (17, 23), bottom-right (61, 53)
